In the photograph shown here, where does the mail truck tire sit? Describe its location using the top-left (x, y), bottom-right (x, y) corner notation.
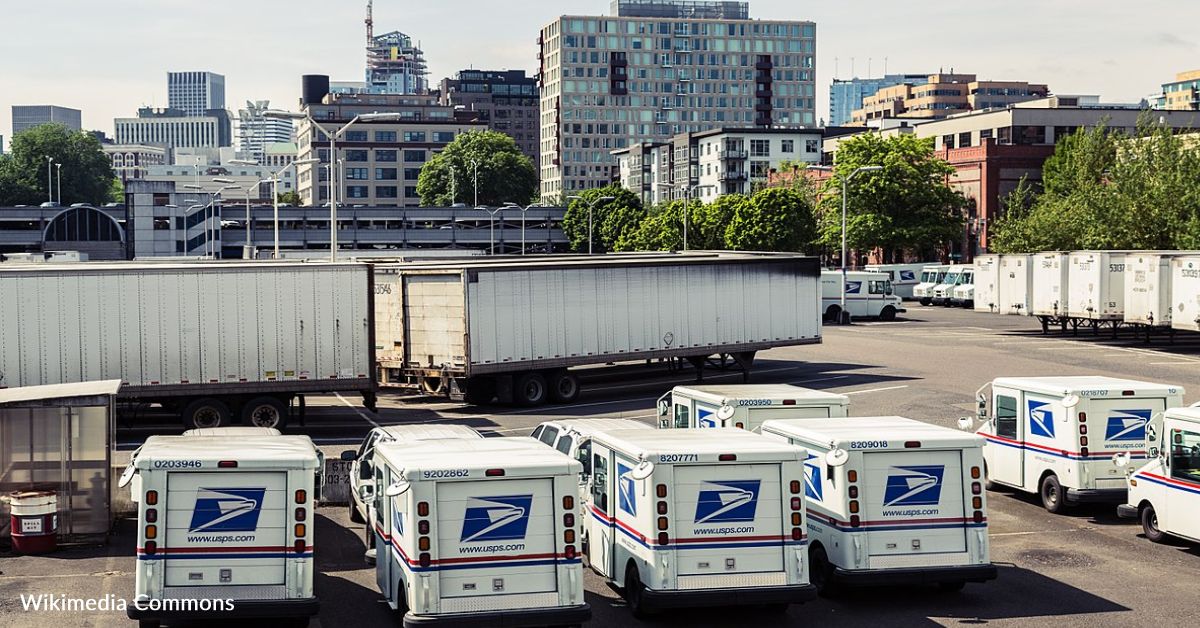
top-left (809, 545), bottom-right (840, 597)
top-left (515, 372), bottom-right (548, 407)
top-left (879, 306), bottom-right (897, 321)
top-left (349, 500), bottom-right (365, 524)
top-left (920, 297), bottom-right (932, 306)
top-left (548, 370), bottom-right (580, 404)
top-left (983, 463), bottom-right (996, 492)
top-left (624, 564), bottom-right (655, 618)
top-left (1141, 504), bottom-right (1167, 544)
top-left (1040, 474), bottom-right (1068, 514)
top-left (182, 397), bottom-right (231, 430)
top-left (824, 305), bottom-right (842, 323)
top-left (139, 621), bottom-right (160, 628)
top-left (243, 396), bottom-right (288, 429)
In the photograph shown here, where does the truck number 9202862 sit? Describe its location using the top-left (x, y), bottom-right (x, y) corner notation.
top-left (423, 469), bottom-right (469, 479)
top-left (849, 441), bottom-right (888, 449)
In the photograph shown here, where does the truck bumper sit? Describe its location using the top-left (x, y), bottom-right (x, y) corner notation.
top-left (1117, 504), bottom-right (1140, 519)
top-left (1065, 487), bottom-right (1126, 505)
top-left (403, 604), bottom-right (591, 628)
top-left (126, 597), bottom-right (318, 621)
top-left (831, 564), bottom-right (998, 587)
top-left (639, 584), bottom-right (817, 612)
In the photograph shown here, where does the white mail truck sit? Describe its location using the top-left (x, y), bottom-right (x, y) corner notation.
top-left (913, 265), bottom-right (950, 306)
top-left (863, 263), bottom-right (929, 300)
top-left (371, 437), bottom-right (590, 628)
top-left (932, 266), bottom-right (972, 306)
top-left (1117, 407), bottom-right (1200, 545)
top-left (760, 417), bottom-right (997, 594)
top-left (656, 385), bottom-right (850, 432)
top-left (820, 270), bottom-right (904, 321)
top-left (961, 376), bottom-right (1184, 514)
top-left (584, 428), bottom-right (816, 617)
top-left (120, 434), bottom-right (324, 627)
top-left (531, 418), bottom-right (653, 476)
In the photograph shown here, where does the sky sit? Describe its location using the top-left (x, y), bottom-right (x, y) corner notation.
top-left (2, 0), bottom-right (1197, 152)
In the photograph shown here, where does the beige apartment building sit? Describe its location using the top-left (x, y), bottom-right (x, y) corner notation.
top-left (852, 73), bottom-right (1048, 124)
top-left (537, 0), bottom-right (817, 202)
top-left (1158, 70), bottom-right (1200, 110)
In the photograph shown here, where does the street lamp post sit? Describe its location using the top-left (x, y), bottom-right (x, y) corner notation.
top-left (264, 109), bottom-right (400, 261)
top-left (184, 183), bottom-right (241, 258)
top-left (504, 202), bottom-right (543, 254)
top-left (449, 165), bottom-right (457, 205)
top-left (477, 205), bottom-right (504, 254)
top-left (55, 163), bottom-right (62, 205)
top-left (45, 156), bottom-right (53, 204)
top-left (566, 195), bottom-right (615, 254)
top-left (677, 184), bottom-right (714, 251)
top-left (469, 159), bottom-right (479, 208)
top-left (217, 175), bottom-right (268, 255)
top-left (808, 164), bottom-right (883, 323)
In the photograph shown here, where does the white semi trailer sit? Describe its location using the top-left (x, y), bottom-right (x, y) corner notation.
top-left (0, 261), bottom-right (377, 429)
top-left (375, 253), bottom-right (823, 406)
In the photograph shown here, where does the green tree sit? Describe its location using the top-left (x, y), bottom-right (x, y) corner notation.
top-left (108, 177), bottom-right (124, 204)
top-left (563, 186), bottom-right (645, 253)
top-left (277, 190), bottom-right (302, 206)
top-left (617, 200), bottom-right (686, 251)
top-left (816, 133), bottom-right (967, 263)
top-left (690, 195), bottom-right (745, 250)
top-left (416, 130), bottom-right (537, 207)
top-left (726, 187), bottom-right (817, 252)
top-left (0, 124), bottom-right (115, 206)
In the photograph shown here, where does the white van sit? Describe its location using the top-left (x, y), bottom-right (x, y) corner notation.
top-left (933, 266), bottom-right (973, 306)
top-left (372, 437), bottom-right (591, 627)
top-left (913, 265), bottom-right (950, 306)
top-left (962, 376), bottom-right (1184, 513)
top-left (820, 270), bottom-right (904, 321)
top-left (656, 384), bottom-right (849, 433)
top-left (760, 417), bottom-right (997, 594)
top-left (998, 254), bottom-right (1033, 315)
top-left (584, 428), bottom-right (815, 616)
top-left (971, 254), bottom-right (1000, 312)
top-left (121, 434), bottom-right (323, 627)
top-left (342, 424), bottom-right (484, 525)
top-left (863, 263), bottom-right (929, 300)
top-left (1117, 406), bottom-right (1200, 545)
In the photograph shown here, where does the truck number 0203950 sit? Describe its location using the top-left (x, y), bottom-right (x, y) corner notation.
top-left (736, 399), bottom-right (772, 407)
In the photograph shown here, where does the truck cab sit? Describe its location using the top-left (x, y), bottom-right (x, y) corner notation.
top-left (961, 376), bottom-right (1184, 513)
top-left (530, 418), bottom-right (653, 482)
top-left (949, 267), bottom-right (976, 308)
top-left (1117, 407), bottom-right (1200, 545)
top-left (657, 385), bottom-right (850, 433)
top-left (932, 266), bottom-right (973, 306)
top-left (820, 270), bottom-right (905, 321)
top-left (913, 265), bottom-right (950, 306)
top-left (760, 417), bottom-right (997, 594)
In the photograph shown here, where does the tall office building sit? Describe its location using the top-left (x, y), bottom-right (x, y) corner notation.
top-left (12, 105), bottom-right (83, 136)
top-left (829, 74), bottom-right (930, 126)
top-left (363, 1), bottom-right (429, 94)
top-left (537, 0), bottom-right (816, 200)
top-left (114, 108), bottom-right (225, 150)
top-left (168, 71), bottom-right (226, 117)
top-left (237, 101), bottom-right (294, 162)
top-left (437, 70), bottom-right (539, 163)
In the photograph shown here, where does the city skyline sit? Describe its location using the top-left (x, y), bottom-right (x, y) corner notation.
top-left (2, 0), bottom-right (1196, 150)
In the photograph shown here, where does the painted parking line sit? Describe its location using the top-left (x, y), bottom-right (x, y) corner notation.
top-left (844, 385), bottom-right (909, 395)
top-left (1148, 362), bottom-right (1198, 366)
top-left (336, 392), bottom-right (381, 428)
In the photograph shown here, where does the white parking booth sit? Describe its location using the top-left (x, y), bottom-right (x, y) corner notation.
top-left (0, 380), bottom-right (121, 542)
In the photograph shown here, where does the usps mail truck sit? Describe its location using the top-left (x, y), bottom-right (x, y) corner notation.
top-left (1066, 251), bottom-right (1133, 321)
top-left (656, 385), bottom-right (850, 432)
top-left (863, 263), bottom-right (928, 300)
top-left (531, 418), bottom-right (653, 475)
top-left (120, 434), bottom-right (323, 627)
top-left (760, 417), bottom-right (997, 594)
top-left (971, 254), bottom-right (1000, 312)
top-left (962, 376), bottom-right (1184, 514)
top-left (584, 428), bottom-right (816, 616)
top-left (1031, 252), bottom-right (1070, 320)
top-left (950, 268), bottom-right (976, 308)
top-left (998, 254), bottom-right (1033, 315)
top-left (932, 266), bottom-right (972, 306)
top-left (1117, 407), bottom-right (1200, 545)
top-left (913, 265), bottom-right (950, 306)
top-left (371, 437), bottom-right (590, 628)
top-left (820, 270), bottom-right (904, 321)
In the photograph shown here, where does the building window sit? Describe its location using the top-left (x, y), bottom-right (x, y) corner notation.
top-left (344, 130), bottom-right (368, 142)
top-left (942, 134), bottom-right (956, 150)
top-left (346, 185), bottom-right (369, 199)
top-left (433, 131), bottom-right (456, 143)
top-left (403, 131), bottom-right (426, 142)
top-left (404, 150), bottom-right (426, 162)
top-left (375, 131), bottom-right (397, 142)
top-left (404, 167), bottom-right (421, 180)
top-left (404, 186), bottom-right (418, 197)
top-left (959, 132), bottom-right (972, 148)
top-left (376, 149), bottom-right (398, 162)
top-left (375, 168), bottom-right (398, 180)
top-left (750, 139), bottom-right (770, 157)
top-left (750, 160), bottom-right (770, 177)
top-left (376, 186), bottom-right (398, 198)
top-left (346, 168), bottom-right (369, 180)
top-left (805, 139), bottom-right (818, 154)
top-left (345, 149), bottom-right (369, 162)
top-left (781, 139), bottom-right (794, 153)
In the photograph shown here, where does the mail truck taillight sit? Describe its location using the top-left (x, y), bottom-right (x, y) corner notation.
top-left (295, 508), bottom-right (306, 521)
top-left (791, 512), bottom-right (802, 526)
top-left (972, 482), bottom-right (982, 495)
top-left (564, 513), bottom-right (575, 527)
top-left (419, 553), bottom-right (431, 567)
top-left (848, 486), bottom-right (858, 499)
top-left (790, 497), bottom-right (801, 511)
top-left (562, 496), bottom-right (574, 510)
top-left (657, 501), bottom-right (668, 515)
top-left (485, 469), bottom-right (505, 477)
top-left (792, 527), bottom-right (803, 541)
top-left (295, 489), bottom-right (307, 504)
top-left (294, 540), bottom-right (306, 554)
top-left (145, 491), bottom-right (158, 506)
top-left (565, 545), bottom-right (577, 560)
top-left (849, 500), bottom-right (860, 514)
top-left (657, 532), bottom-right (669, 546)
top-left (295, 524), bottom-right (306, 537)
top-left (972, 511), bottom-right (984, 524)
top-left (782, 399), bottom-right (796, 405)
top-left (849, 515), bottom-right (861, 528)
top-left (144, 541), bottom-right (157, 555)
top-left (656, 484), bottom-right (667, 498)
top-left (1079, 424), bottom-right (1088, 435)
top-left (1078, 412), bottom-right (1087, 423)
top-left (145, 508), bottom-right (157, 523)
top-left (218, 461), bottom-right (238, 468)
top-left (719, 454), bottom-right (737, 461)
top-left (973, 497), bottom-right (983, 509)
top-left (970, 467), bottom-right (981, 480)
top-left (904, 441), bottom-right (921, 448)
top-left (419, 521), bottom-right (430, 534)
top-left (145, 525), bottom-right (157, 539)
top-left (418, 502), bottom-right (429, 516)
top-left (790, 480), bottom-right (801, 494)
top-left (419, 536), bottom-right (430, 551)
top-left (847, 470), bottom-right (858, 483)
top-left (657, 517), bottom-right (669, 531)
top-left (565, 529), bottom-right (576, 544)
top-left (1121, 390), bottom-right (1135, 396)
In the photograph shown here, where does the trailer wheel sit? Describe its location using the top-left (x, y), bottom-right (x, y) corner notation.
top-left (547, 370), bottom-right (580, 404)
top-left (243, 396), bottom-right (288, 429)
top-left (515, 372), bottom-right (548, 407)
top-left (463, 378), bottom-right (497, 405)
top-left (879, 306), bottom-right (897, 321)
top-left (1141, 503), bottom-right (1167, 543)
top-left (182, 398), bottom-right (231, 430)
top-left (1039, 474), bottom-right (1069, 514)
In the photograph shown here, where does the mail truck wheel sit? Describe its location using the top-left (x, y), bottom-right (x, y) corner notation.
top-left (182, 397), bottom-right (231, 430)
top-left (243, 396), bottom-right (288, 429)
top-left (515, 372), bottom-right (548, 407)
top-left (624, 564), bottom-right (655, 618)
top-left (809, 545), bottom-right (840, 597)
top-left (879, 306), bottom-right (897, 321)
top-left (983, 462), bottom-right (995, 492)
top-left (349, 500), bottom-right (365, 524)
top-left (1141, 504), bottom-right (1167, 543)
top-left (920, 297), bottom-right (932, 306)
top-left (138, 621), bottom-right (160, 628)
top-left (1040, 474), bottom-right (1068, 514)
top-left (824, 305), bottom-right (842, 323)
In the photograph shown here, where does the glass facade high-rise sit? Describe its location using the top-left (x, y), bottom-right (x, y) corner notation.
top-left (167, 71), bottom-right (226, 117)
top-left (537, 1), bottom-right (816, 201)
top-left (12, 105), bottom-right (82, 136)
top-left (829, 74), bottom-right (930, 126)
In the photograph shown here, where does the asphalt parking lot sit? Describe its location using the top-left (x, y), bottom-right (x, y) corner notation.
top-left (4, 305), bottom-right (1200, 628)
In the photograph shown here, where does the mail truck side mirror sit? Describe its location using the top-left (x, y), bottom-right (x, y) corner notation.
top-left (956, 416), bottom-right (974, 431)
top-left (340, 450), bottom-right (357, 462)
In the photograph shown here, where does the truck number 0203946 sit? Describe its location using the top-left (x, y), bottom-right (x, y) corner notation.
top-left (153, 460), bottom-right (202, 469)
